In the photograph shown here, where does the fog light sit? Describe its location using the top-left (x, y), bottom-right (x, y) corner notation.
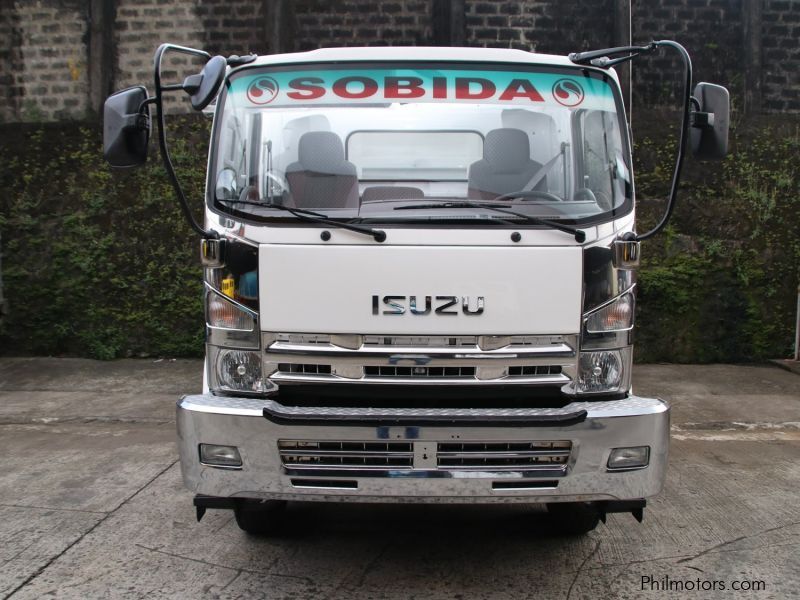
top-left (199, 443), bottom-right (242, 468)
top-left (607, 446), bottom-right (650, 470)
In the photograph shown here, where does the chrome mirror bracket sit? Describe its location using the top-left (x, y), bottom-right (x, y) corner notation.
top-left (201, 238), bottom-right (227, 268)
top-left (612, 238), bottom-right (640, 270)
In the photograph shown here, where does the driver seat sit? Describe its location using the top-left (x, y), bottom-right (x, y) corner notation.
top-left (468, 128), bottom-right (547, 200)
top-left (285, 132), bottom-right (359, 209)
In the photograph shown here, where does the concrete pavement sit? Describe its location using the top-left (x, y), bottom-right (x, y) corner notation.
top-left (0, 358), bottom-right (798, 599)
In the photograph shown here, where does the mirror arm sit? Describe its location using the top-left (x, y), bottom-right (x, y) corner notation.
top-left (688, 96), bottom-right (715, 129)
top-left (635, 40), bottom-right (693, 242)
top-left (153, 44), bottom-right (218, 240)
top-left (138, 96), bottom-right (157, 113)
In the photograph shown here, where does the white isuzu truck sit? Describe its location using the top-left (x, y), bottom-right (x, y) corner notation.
top-left (103, 41), bottom-right (729, 535)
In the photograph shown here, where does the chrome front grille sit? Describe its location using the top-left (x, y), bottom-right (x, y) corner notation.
top-left (437, 441), bottom-right (572, 471)
top-left (363, 335), bottom-right (478, 347)
top-left (278, 440), bottom-right (414, 470)
top-left (265, 332), bottom-right (578, 386)
top-left (278, 439), bottom-right (572, 474)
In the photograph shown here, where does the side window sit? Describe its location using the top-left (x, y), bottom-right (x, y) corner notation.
top-left (580, 110), bottom-right (612, 198)
top-left (215, 114), bottom-right (249, 199)
top-left (578, 109), bottom-right (629, 210)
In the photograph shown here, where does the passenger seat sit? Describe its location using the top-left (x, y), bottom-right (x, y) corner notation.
top-left (285, 132), bottom-right (359, 209)
top-left (468, 128), bottom-right (547, 200)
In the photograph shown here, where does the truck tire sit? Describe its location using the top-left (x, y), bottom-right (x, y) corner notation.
top-left (233, 499), bottom-right (288, 536)
top-left (546, 502), bottom-right (601, 535)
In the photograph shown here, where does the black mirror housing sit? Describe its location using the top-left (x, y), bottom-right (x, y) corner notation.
top-left (185, 55), bottom-right (227, 111)
top-left (103, 86), bottom-right (151, 168)
top-left (690, 82), bottom-right (730, 161)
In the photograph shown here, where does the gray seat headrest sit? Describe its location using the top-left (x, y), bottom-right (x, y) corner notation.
top-left (483, 128), bottom-right (531, 173)
top-left (297, 131), bottom-right (350, 174)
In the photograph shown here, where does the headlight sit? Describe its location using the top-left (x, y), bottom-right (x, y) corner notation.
top-left (573, 348), bottom-right (632, 394)
top-left (215, 349), bottom-right (272, 393)
top-left (585, 292), bottom-right (634, 333)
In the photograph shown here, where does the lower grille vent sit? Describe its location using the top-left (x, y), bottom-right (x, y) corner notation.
top-left (508, 365), bottom-right (562, 377)
top-left (277, 363), bottom-right (332, 375)
top-left (437, 441), bottom-right (571, 470)
top-left (279, 440), bottom-right (414, 470)
top-left (364, 366), bottom-right (476, 378)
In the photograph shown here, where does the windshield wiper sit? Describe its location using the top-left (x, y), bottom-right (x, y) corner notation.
top-left (217, 198), bottom-right (386, 242)
top-left (394, 201), bottom-right (586, 242)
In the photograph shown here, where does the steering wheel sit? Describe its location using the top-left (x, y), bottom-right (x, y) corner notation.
top-left (574, 187), bottom-right (613, 210)
top-left (515, 190), bottom-right (563, 202)
top-left (572, 188), bottom-right (597, 202)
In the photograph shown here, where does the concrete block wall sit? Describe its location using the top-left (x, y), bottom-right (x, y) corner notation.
top-left (197, 0), bottom-right (269, 56)
top-left (631, 0), bottom-right (745, 107)
top-left (0, 0), bottom-right (798, 121)
top-left (0, 1), bottom-right (21, 123)
top-left (464, 0), bottom-right (614, 53)
top-left (293, 0), bottom-right (434, 50)
top-left (762, 0), bottom-right (800, 112)
top-left (1, 0), bottom-right (89, 122)
top-left (115, 0), bottom-right (207, 112)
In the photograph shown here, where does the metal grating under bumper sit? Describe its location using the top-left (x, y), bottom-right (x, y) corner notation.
top-left (264, 333), bottom-right (577, 386)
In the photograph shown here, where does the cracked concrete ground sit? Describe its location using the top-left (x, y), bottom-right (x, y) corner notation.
top-left (0, 358), bottom-right (798, 599)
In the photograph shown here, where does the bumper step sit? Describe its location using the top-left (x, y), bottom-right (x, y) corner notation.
top-left (262, 404), bottom-right (588, 427)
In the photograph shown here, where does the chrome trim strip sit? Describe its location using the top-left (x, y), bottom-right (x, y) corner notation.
top-left (284, 464), bottom-right (414, 471)
top-left (267, 346), bottom-right (574, 367)
top-left (439, 464), bottom-right (567, 472)
top-left (269, 372), bottom-right (571, 386)
top-left (262, 332), bottom-right (578, 386)
top-left (282, 468), bottom-right (569, 479)
top-left (436, 450), bottom-right (570, 458)
top-left (268, 341), bottom-right (576, 359)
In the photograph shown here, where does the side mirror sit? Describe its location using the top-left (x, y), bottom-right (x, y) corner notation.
top-left (690, 82), bottom-right (730, 160)
top-left (103, 86), bottom-right (150, 168)
top-left (183, 55), bottom-right (227, 111)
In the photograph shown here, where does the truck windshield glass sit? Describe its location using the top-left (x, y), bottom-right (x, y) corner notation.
top-left (211, 62), bottom-right (631, 226)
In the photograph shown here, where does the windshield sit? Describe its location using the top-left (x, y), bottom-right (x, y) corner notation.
top-left (210, 61), bottom-right (631, 226)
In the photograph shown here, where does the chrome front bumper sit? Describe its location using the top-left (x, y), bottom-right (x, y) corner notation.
top-left (177, 394), bottom-right (669, 503)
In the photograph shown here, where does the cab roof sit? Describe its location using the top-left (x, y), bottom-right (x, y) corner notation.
top-left (249, 46), bottom-right (617, 82)
top-left (205, 46), bottom-right (621, 113)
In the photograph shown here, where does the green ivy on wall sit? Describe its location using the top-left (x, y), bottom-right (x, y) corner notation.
top-left (0, 117), bottom-right (211, 358)
top-left (634, 116), bottom-right (800, 362)
top-left (0, 115), bottom-right (798, 362)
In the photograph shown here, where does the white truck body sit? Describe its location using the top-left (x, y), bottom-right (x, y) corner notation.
top-left (167, 47), bottom-right (669, 525)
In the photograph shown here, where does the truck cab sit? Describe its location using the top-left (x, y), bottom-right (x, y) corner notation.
top-left (103, 43), bottom-right (729, 535)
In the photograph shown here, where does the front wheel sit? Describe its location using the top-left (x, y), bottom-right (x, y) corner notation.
top-left (546, 502), bottom-right (601, 535)
top-left (233, 499), bottom-right (288, 536)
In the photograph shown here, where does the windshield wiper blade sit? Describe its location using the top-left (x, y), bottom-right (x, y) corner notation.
top-left (217, 198), bottom-right (386, 242)
top-left (394, 201), bottom-right (586, 242)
